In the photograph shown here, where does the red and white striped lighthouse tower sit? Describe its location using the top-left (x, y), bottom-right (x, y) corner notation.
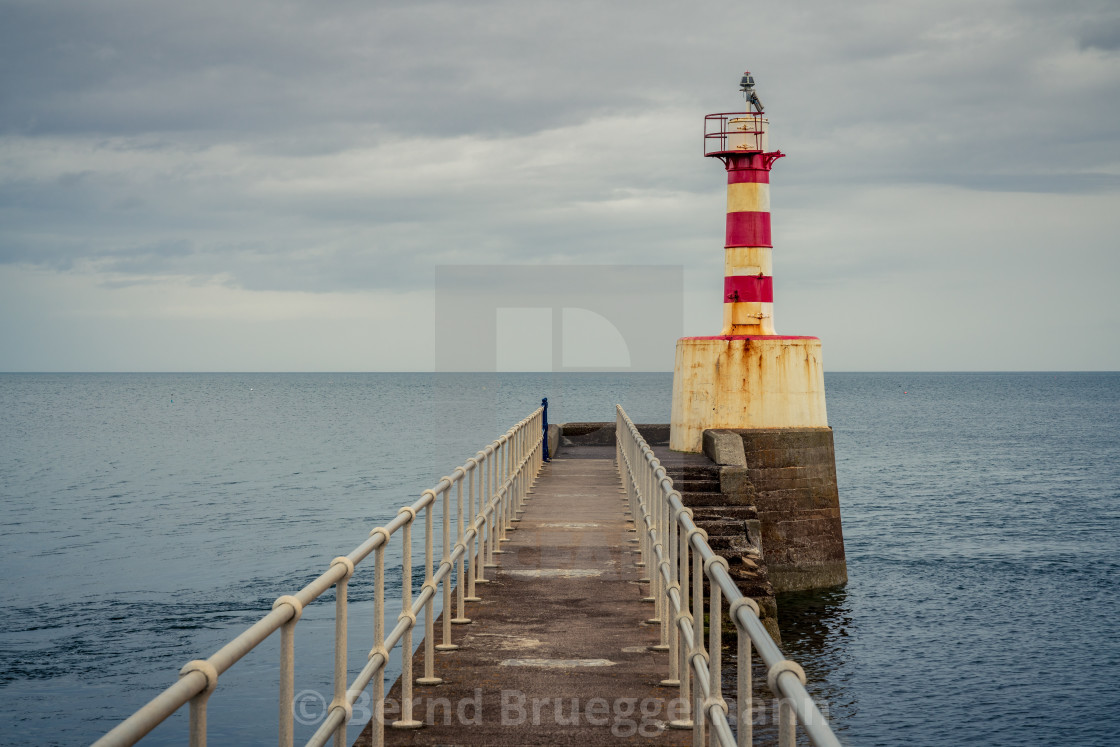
top-left (670, 72), bottom-right (830, 452)
top-left (718, 78), bottom-right (783, 336)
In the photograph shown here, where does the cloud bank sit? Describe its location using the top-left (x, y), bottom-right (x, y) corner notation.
top-left (1, 0), bottom-right (1118, 370)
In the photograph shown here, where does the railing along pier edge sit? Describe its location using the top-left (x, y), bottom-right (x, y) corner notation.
top-left (94, 406), bottom-right (546, 747)
top-left (616, 404), bottom-right (842, 747)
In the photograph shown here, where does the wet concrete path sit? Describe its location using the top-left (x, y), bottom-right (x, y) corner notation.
top-left (354, 445), bottom-right (690, 745)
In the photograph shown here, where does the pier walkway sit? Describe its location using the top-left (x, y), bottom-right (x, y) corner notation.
top-left (94, 404), bottom-right (839, 747)
top-left (355, 445), bottom-right (689, 745)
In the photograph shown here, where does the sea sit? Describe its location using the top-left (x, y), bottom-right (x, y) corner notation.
top-left (1, 372), bottom-right (1118, 746)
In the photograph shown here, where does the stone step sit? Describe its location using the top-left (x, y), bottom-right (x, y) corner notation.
top-left (676, 490), bottom-right (726, 506)
top-left (658, 477), bottom-right (721, 492)
top-left (704, 535), bottom-right (745, 555)
top-left (663, 465), bottom-right (721, 482)
top-left (691, 516), bottom-right (747, 538)
top-left (670, 478), bottom-right (721, 493)
top-left (691, 505), bottom-right (758, 521)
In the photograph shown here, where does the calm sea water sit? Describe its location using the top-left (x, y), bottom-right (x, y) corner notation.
top-left (1, 372), bottom-right (1118, 745)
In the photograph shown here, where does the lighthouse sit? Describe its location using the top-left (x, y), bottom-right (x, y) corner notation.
top-left (669, 72), bottom-right (829, 453)
top-left (669, 72), bottom-right (847, 591)
top-left (717, 72), bottom-right (781, 337)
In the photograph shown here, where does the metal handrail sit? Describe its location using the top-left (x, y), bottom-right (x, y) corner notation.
top-left (94, 406), bottom-right (545, 747)
top-left (615, 405), bottom-right (841, 747)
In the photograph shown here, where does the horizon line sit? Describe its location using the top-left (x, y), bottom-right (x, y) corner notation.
top-left (1, 370), bottom-right (1117, 375)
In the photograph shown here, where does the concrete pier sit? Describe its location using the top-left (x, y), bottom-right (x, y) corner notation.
top-left (95, 403), bottom-right (839, 746)
top-left (354, 446), bottom-right (691, 745)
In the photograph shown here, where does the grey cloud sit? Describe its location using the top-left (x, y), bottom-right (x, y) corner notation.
top-left (1, 0), bottom-right (1119, 300)
top-left (1080, 26), bottom-right (1120, 51)
top-left (0, 0), bottom-right (663, 139)
top-left (1076, 3), bottom-right (1120, 50)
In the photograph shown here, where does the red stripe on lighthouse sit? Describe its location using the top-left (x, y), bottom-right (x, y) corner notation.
top-left (723, 275), bottom-right (773, 303)
top-left (725, 211), bottom-right (772, 248)
top-left (726, 169), bottom-right (770, 184)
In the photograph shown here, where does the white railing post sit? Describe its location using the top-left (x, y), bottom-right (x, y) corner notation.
top-left (662, 500), bottom-right (681, 689)
top-left (467, 457), bottom-right (485, 592)
top-left (705, 555), bottom-right (730, 746)
top-left (693, 546), bottom-right (705, 747)
top-left (512, 425), bottom-right (523, 520)
top-left (690, 530), bottom-right (707, 747)
top-left (503, 435), bottom-right (513, 533)
top-left (768, 659), bottom-right (808, 747)
top-left (371, 537), bottom-right (389, 747)
top-left (477, 451), bottom-right (493, 579)
top-left (487, 445), bottom-right (501, 562)
top-left (535, 411), bottom-right (542, 474)
top-left (729, 596), bottom-right (759, 747)
top-left (187, 685), bottom-right (209, 747)
top-left (672, 518), bottom-right (693, 730)
top-left (391, 509), bottom-right (422, 730)
top-left (417, 493), bottom-right (441, 687)
top-left (494, 441), bottom-right (506, 546)
top-left (646, 458), bottom-right (663, 630)
top-left (509, 469), bottom-right (518, 530)
top-left (454, 471), bottom-right (473, 621)
top-left (438, 477), bottom-right (461, 647)
top-left (329, 557), bottom-right (354, 747)
top-left (371, 535), bottom-right (388, 747)
top-left (273, 594), bottom-right (303, 747)
top-left (653, 465), bottom-right (669, 651)
top-left (179, 661), bottom-right (217, 747)
top-left (509, 431), bottom-right (516, 514)
top-left (636, 466), bottom-right (650, 585)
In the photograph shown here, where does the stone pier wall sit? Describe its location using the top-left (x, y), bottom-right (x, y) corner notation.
top-left (704, 427), bottom-right (847, 592)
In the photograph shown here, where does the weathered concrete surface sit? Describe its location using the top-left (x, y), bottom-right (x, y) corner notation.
top-left (546, 423), bottom-right (562, 458)
top-left (669, 336), bottom-right (828, 452)
top-left (729, 427), bottom-right (847, 592)
top-left (702, 429), bottom-right (747, 468)
top-left (559, 422), bottom-right (670, 447)
top-left (354, 448), bottom-right (690, 746)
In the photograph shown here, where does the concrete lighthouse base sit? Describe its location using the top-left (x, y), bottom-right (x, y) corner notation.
top-left (669, 335), bottom-right (828, 453)
top-left (670, 335), bottom-right (847, 592)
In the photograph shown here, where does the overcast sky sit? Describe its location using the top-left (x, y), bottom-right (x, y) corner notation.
top-left (2, 0), bottom-right (1118, 371)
